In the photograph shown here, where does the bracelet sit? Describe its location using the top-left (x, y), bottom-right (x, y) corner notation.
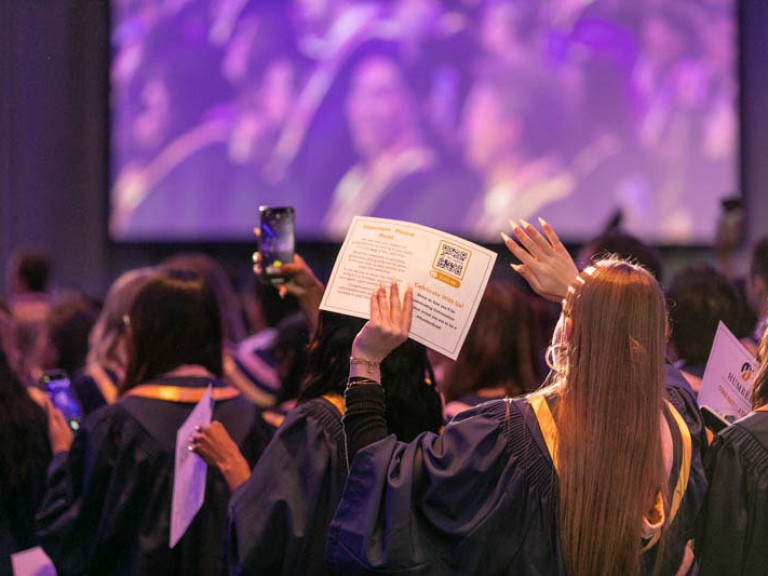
top-left (349, 357), bottom-right (380, 369)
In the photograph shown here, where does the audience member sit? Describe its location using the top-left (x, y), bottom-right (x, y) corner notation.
top-left (163, 252), bottom-right (277, 407)
top-left (236, 278), bottom-right (301, 413)
top-left (697, 324), bottom-right (768, 575)
top-left (0, 329), bottom-right (51, 576)
top-left (191, 256), bottom-right (443, 575)
top-left (577, 227), bottom-right (665, 283)
top-left (5, 247), bottom-right (53, 380)
top-left (31, 294), bottom-right (99, 383)
top-left (442, 279), bottom-right (541, 420)
top-left (72, 267), bottom-right (157, 415)
top-left (35, 269), bottom-right (272, 575)
top-left (325, 225), bottom-right (706, 574)
top-left (461, 64), bottom-right (572, 241)
top-left (667, 262), bottom-right (750, 393)
top-left (323, 40), bottom-right (477, 237)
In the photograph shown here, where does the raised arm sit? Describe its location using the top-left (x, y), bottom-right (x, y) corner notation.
top-left (501, 218), bottom-right (579, 302)
top-left (344, 281), bottom-right (413, 464)
top-left (252, 249), bottom-right (325, 334)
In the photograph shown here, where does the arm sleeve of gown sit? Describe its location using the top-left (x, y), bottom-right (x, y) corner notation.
top-left (696, 425), bottom-right (768, 575)
top-left (343, 383), bottom-right (388, 466)
top-left (327, 400), bottom-right (537, 574)
top-left (34, 411), bottom-right (120, 576)
top-left (665, 380), bottom-right (708, 543)
top-left (228, 403), bottom-right (346, 575)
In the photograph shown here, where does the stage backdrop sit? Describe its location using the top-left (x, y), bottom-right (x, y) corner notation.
top-left (110, 0), bottom-right (738, 245)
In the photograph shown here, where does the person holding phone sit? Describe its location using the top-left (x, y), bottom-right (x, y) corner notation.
top-left (696, 328), bottom-right (768, 575)
top-left (326, 221), bottom-right (706, 575)
top-left (190, 251), bottom-right (443, 576)
top-left (35, 269), bottom-right (272, 576)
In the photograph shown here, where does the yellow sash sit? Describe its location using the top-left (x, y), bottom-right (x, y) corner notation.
top-left (529, 395), bottom-right (692, 552)
top-left (124, 383), bottom-right (241, 403)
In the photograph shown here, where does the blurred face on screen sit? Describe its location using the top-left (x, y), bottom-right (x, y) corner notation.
top-left (345, 55), bottom-right (415, 160)
top-left (462, 83), bottom-right (519, 172)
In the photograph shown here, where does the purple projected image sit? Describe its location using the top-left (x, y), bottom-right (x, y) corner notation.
top-left (110, 0), bottom-right (737, 244)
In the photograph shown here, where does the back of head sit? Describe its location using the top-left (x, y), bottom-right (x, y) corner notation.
top-left (87, 267), bottom-right (158, 374)
top-left (300, 311), bottom-right (442, 439)
top-left (667, 262), bottom-right (743, 366)
top-left (122, 269), bottom-right (223, 392)
top-left (555, 259), bottom-right (667, 576)
top-left (579, 230), bottom-right (663, 283)
top-left (442, 280), bottom-right (541, 402)
top-left (162, 252), bottom-right (247, 343)
top-left (42, 294), bottom-right (100, 376)
top-left (7, 247), bottom-right (51, 294)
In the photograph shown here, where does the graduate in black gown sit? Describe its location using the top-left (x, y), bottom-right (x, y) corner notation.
top-left (326, 222), bottom-right (706, 575)
top-left (35, 269), bottom-right (272, 576)
top-left (697, 328), bottom-right (768, 575)
top-left (190, 256), bottom-right (443, 576)
top-left (0, 310), bottom-right (50, 576)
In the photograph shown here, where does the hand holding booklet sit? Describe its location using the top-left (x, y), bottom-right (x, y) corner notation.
top-left (320, 217), bottom-right (497, 360)
top-left (698, 321), bottom-right (758, 425)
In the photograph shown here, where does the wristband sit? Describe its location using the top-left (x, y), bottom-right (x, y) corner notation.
top-left (349, 357), bottom-right (381, 381)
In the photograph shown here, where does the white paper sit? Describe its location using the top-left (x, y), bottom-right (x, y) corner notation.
top-left (170, 385), bottom-right (213, 548)
top-left (11, 547), bottom-right (56, 576)
top-left (320, 217), bottom-right (497, 360)
top-left (698, 321), bottom-right (758, 422)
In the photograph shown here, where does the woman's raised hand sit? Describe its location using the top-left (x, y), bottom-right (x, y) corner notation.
top-left (502, 218), bottom-right (579, 302)
top-left (351, 281), bottom-right (413, 364)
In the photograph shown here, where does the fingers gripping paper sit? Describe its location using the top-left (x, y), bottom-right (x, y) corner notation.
top-left (320, 217), bottom-right (496, 360)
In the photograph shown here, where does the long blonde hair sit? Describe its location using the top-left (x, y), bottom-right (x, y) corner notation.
top-left (548, 259), bottom-right (668, 576)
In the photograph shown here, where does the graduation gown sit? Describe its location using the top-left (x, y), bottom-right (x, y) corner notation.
top-left (326, 380), bottom-right (707, 575)
top-left (228, 396), bottom-right (346, 575)
top-left (697, 410), bottom-right (768, 576)
top-left (35, 376), bottom-right (272, 576)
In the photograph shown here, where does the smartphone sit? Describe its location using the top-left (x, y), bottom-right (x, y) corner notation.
top-left (701, 405), bottom-right (731, 435)
top-left (259, 206), bottom-right (295, 285)
top-left (41, 369), bottom-right (83, 431)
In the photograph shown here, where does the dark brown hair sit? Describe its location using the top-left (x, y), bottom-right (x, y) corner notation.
top-left (121, 269), bottom-right (223, 392)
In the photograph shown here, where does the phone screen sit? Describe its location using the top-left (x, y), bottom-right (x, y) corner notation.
top-left (259, 206), bottom-right (295, 284)
top-left (41, 370), bottom-right (83, 431)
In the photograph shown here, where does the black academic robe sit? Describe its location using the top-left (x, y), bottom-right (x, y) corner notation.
top-left (35, 376), bottom-right (272, 576)
top-left (326, 381), bottom-right (707, 575)
top-left (228, 396), bottom-right (346, 575)
top-left (697, 410), bottom-right (768, 576)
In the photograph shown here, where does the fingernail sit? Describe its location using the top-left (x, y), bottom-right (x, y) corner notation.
top-left (538, 217), bottom-right (547, 226)
top-left (510, 264), bottom-right (521, 272)
top-left (500, 231), bottom-right (511, 243)
top-left (508, 219), bottom-right (520, 231)
top-left (520, 219), bottom-right (531, 229)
